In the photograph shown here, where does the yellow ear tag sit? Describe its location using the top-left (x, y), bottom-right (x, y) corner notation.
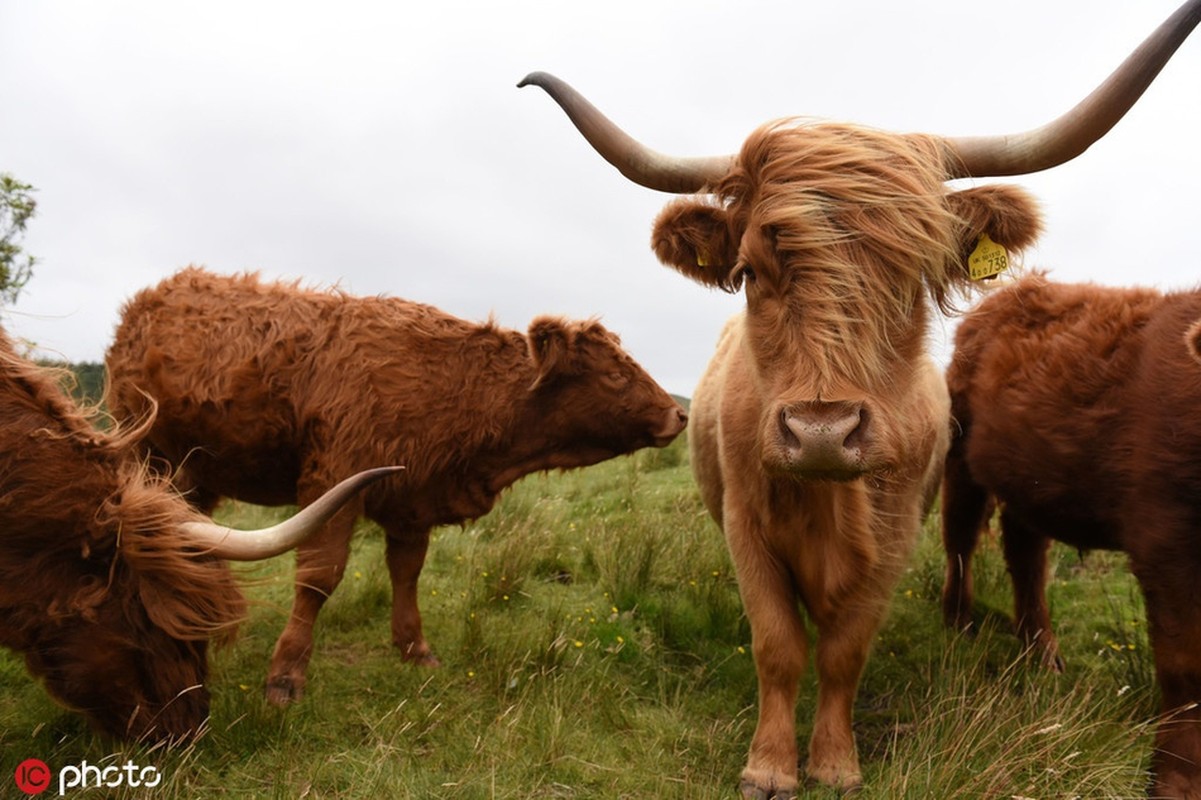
top-left (696, 249), bottom-right (710, 268)
top-left (968, 234), bottom-right (1009, 281)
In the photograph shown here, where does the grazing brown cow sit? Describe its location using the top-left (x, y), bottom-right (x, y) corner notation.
top-left (105, 267), bottom-right (687, 706)
top-left (0, 326), bottom-right (396, 742)
top-left (519, 2), bottom-right (1201, 795)
top-left (942, 274), bottom-right (1201, 799)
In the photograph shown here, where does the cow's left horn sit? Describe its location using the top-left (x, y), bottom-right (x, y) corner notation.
top-left (944, 0), bottom-right (1201, 177)
top-left (180, 466), bottom-right (404, 561)
top-left (518, 71), bottom-right (734, 194)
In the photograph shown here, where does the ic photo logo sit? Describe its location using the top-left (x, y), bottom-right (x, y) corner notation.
top-left (14, 760), bottom-right (50, 795)
top-left (14, 758), bottom-right (163, 796)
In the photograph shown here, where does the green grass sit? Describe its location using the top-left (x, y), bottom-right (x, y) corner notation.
top-left (0, 435), bottom-right (1160, 798)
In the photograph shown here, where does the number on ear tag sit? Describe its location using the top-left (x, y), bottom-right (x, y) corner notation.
top-left (968, 234), bottom-right (1009, 281)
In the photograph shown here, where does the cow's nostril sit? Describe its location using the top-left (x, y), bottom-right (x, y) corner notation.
top-left (778, 407), bottom-right (796, 444)
top-left (844, 405), bottom-right (869, 449)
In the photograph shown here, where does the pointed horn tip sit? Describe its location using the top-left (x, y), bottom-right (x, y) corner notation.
top-left (329, 463), bottom-right (408, 490)
top-left (360, 465), bottom-right (405, 480)
top-left (517, 71), bottom-right (548, 89)
top-left (324, 464), bottom-right (405, 498)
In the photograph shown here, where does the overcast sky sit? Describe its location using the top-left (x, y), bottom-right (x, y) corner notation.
top-left (2, 1), bottom-right (1199, 396)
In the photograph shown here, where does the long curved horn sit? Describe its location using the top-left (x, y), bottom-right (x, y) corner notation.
top-left (945, 0), bottom-right (1201, 178)
top-left (180, 466), bottom-right (404, 561)
top-left (518, 71), bottom-right (734, 194)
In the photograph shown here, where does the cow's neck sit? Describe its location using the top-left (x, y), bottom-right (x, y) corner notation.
top-left (416, 335), bottom-right (605, 518)
top-left (482, 442), bottom-right (614, 496)
top-left (477, 397), bottom-right (611, 495)
top-left (763, 476), bottom-right (915, 618)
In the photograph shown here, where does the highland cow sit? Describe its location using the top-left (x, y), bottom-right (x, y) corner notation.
top-left (518, 1), bottom-right (1201, 794)
top-left (105, 267), bottom-right (686, 706)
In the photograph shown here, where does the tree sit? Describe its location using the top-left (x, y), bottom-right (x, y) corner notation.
top-left (1, 173), bottom-right (38, 305)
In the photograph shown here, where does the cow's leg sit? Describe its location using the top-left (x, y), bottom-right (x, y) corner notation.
top-left (1132, 556), bottom-right (1201, 798)
top-left (998, 508), bottom-right (1063, 671)
top-left (940, 440), bottom-right (989, 632)
top-left (265, 501), bottom-right (360, 706)
top-left (727, 529), bottom-right (808, 799)
top-left (384, 527), bottom-right (439, 666)
top-left (805, 593), bottom-right (892, 793)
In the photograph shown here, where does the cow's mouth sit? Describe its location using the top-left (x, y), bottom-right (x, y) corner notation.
top-left (649, 407), bottom-right (688, 447)
top-left (651, 432), bottom-right (680, 448)
top-left (767, 460), bottom-right (867, 483)
top-left (794, 468), bottom-right (865, 483)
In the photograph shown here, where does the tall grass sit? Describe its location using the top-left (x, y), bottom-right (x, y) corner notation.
top-left (0, 436), bottom-right (1161, 797)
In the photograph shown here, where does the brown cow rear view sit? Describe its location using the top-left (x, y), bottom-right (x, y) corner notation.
top-left (943, 274), bottom-right (1201, 798)
top-left (106, 267), bottom-right (686, 705)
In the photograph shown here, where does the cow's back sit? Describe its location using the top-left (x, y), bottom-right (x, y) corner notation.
top-left (948, 275), bottom-right (1162, 547)
top-left (106, 268), bottom-right (473, 506)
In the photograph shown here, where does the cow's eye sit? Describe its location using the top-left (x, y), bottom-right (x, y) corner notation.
top-left (605, 370), bottom-right (630, 389)
top-left (730, 263), bottom-right (756, 289)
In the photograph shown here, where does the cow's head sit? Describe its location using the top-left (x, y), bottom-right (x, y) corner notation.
top-left (650, 125), bottom-right (1040, 478)
top-left (16, 476), bottom-right (237, 741)
top-left (519, 1), bottom-right (1199, 479)
top-left (527, 316), bottom-right (687, 462)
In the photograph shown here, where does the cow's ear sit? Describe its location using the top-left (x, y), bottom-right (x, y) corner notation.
top-left (652, 198), bottom-right (740, 290)
top-left (946, 184), bottom-right (1044, 273)
top-left (528, 316), bottom-right (572, 390)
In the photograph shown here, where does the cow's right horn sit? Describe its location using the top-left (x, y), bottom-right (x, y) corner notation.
top-left (944, 0), bottom-right (1201, 178)
top-left (180, 466), bottom-right (404, 561)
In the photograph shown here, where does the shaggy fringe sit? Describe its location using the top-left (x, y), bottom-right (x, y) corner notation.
top-left (98, 459), bottom-right (248, 643)
top-left (711, 120), bottom-right (979, 389)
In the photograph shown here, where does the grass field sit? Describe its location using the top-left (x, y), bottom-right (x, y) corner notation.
top-left (0, 435), bottom-right (1161, 798)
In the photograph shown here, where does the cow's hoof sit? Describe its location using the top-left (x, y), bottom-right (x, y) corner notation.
top-left (943, 612), bottom-right (976, 636)
top-left (1022, 640), bottom-right (1066, 673)
top-left (806, 764), bottom-right (862, 795)
top-left (738, 768), bottom-right (798, 800)
top-left (1041, 649), bottom-right (1066, 673)
top-left (265, 677), bottom-right (303, 706)
top-left (738, 778), bottom-right (796, 800)
top-left (398, 643), bottom-right (441, 667)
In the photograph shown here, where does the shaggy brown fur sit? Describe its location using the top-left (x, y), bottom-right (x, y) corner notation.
top-left (654, 121), bottom-right (1043, 796)
top-left (106, 267), bottom-right (687, 705)
top-left (943, 274), bottom-right (1201, 799)
top-left (0, 326), bottom-right (247, 742)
